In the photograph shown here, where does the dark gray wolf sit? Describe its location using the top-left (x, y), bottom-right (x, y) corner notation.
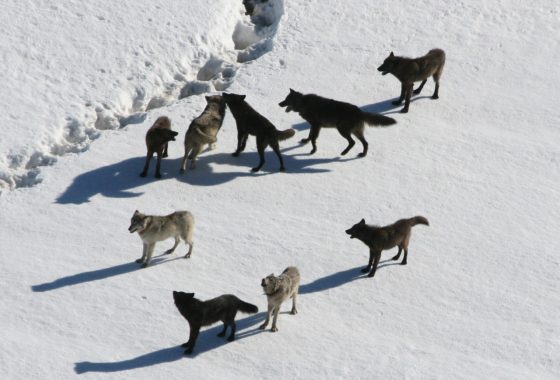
top-left (278, 89), bottom-right (396, 156)
top-left (128, 210), bottom-right (194, 268)
top-left (345, 216), bottom-right (429, 278)
top-left (140, 116), bottom-right (179, 178)
top-left (260, 266), bottom-right (300, 332)
top-left (180, 95), bottom-right (226, 173)
top-left (377, 49), bottom-right (446, 113)
top-left (223, 93), bottom-right (295, 172)
top-left (173, 291), bottom-right (258, 355)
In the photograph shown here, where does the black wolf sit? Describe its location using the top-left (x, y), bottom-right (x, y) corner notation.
top-left (223, 93), bottom-right (295, 172)
top-left (278, 89), bottom-right (396, 156)
top-left (173, 291), bottom-right (258, 355)
top-left (140, 116), bottom-right (178, 178)
top-left (377, 49), bottom-right (446, 113)
top-left (345, 216), bottom-right (429, 278)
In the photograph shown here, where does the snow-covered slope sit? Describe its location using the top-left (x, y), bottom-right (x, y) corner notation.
top-left (1, 0), bottom-right (559, 378)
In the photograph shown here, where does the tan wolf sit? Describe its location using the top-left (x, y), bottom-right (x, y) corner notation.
top-left (377, 49), bottom-right (446, 113)
top-left (128, 210), bottom-right (194, 268)
top-left (180, 95), bottom-right (227, 173)
top-left (260, 266), bottom-right (300, 332)
top-left (140, 116), bottom-right (178, 178)
top-left (345, 216), bottom-right (429, 278)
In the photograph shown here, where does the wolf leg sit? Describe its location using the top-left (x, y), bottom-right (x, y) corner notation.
top-left (184, 241), bottom-right (193, 259)
top-left (227, 321), bottom-right (236, 342)
top-left (162, 142), bottom-right (169, 158)
top-left (353, 128), bottom-right (368, 157)
top-left (392, 84), bottom-right (405, 105)
top-left (392, 246), bottom-right (402, 261)
top-left (291, 293), bottom-right (298, 315)
top-left (270, 306), bottom-right (281, 332)
top-left (401, 248), bottom-right (408, 265)
top-left (308, 125), bottom-right (321, 154)
top-left (251, 138), bottom-right (266, 172)
top-left (338, 128), bottom-right (355, 156)
top-left (136, 243), bottom-right (148, 264)
top-left (259, 303), bottom-right (273, 329)
top-left (217, 323), bottom-right (228, 337)
top-left (361, 249), bottom-right (375, 273)
top-left (184, 326), bottom-right (200, 355)
top-left (413, 80), bottom-right (427, 95)
top-left (401, 84), bottom-right (413, 113)
top-left (270, 140), bottom-right (285, 171)
top-left (432, 80), bottom-right (440, 99)
top-left (142, 243), bottom-right (155, 268)
top-left (165, 236), bottom-right (180, 255)
top-left (367, 251), bottom-right (382, 277)
top-left (140, 151), bottom-right (153, 177)
top-left (154, 151), bottom-right (163, 179)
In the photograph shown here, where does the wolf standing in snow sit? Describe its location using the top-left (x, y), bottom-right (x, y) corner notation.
top-left (223, 92), bottom-right (295, 172)
top-left (180, 95), bottom-right (227, 173)
top-left (260, 266), bottom-right (300, 332)
top-left (139, 116), bottom-right (178, 178)
top-left (128, 210), bottom-right (194, 268)
top-left (173, 291), bottom-right (258, 355)
top-left (278, 89), bottom-right (396, 157)
top-left (345, 216), bottom-right (429, 278)
top-left (377, 49), bottom-right (446, 113)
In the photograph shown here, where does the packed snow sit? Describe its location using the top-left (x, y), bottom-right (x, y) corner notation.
top-left (0, 0), bottom-right (559, 378)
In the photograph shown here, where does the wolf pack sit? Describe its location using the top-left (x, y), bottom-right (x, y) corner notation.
top-left (128, 47), bottom-right (445, 355)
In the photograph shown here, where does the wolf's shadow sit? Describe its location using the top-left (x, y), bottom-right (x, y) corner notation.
top-left (56, 150), bottom-right (340, 204)
top-left (73, 313), bottom-right (266, 373)
top-left (30, 255), bottom-right (181, 292)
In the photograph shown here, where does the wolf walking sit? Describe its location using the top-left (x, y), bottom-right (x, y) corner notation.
top-left (173, 291), bottom-right (258, 355)
top-left (128, 210), bottom-right (194, 268)
top-left (377, 49), bottom-right (446, 113)
top-left (278, 89), bottom-right (396, 156)
top-left (345, 216), bottom-right (429, 278)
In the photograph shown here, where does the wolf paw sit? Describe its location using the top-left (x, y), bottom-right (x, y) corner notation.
top-left (251, 167), bottom-right (260, 173)
top-left (300, 138), bottom-right (309, 144)
top-left (401, 261), bottom-right (407, 265)
top-left (259, 323), bottom-right (267, 330)
top-left (181, 342), bottom-right (190, 348)
top-left (290, 310), bottom-right (298, 315)
top-left (135, 258), bottom-right (144, 264)
top-left (431, 95), bottom-right (439, 100)
top-left (367, 272), bottom-right (375, 278)
top-left (164, 249), bottom-right (174, 255)
top-left (357, 152), bottom-right (367, 158)
top-left (361, 267), bottom-right (371, 273)
top-left (184, 348), bottom-right (193, 355)
top-left (400, 108), bottom-right (409, 114)
top-left (141, 263), bottom-right (148, 268)
top-left (271, 327), bottom-right (278, 332)
top-left (232, 152), bottom-right (240, 157)
top-left (139, 172), bottom-right (147, 177)
top-left (227, 336), bottom-right (235, 342)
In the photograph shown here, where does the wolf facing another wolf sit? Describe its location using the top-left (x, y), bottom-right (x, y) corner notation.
top-left (140, 116), bottom-right (179, 179)
top-left (279, 89), bottom-right (396, 156)
top-left (346, 216), bottom-right (429, 278)
top-left (377, 48), bottom-right (446, 113)
top-left (128, 210), bottom-right (194, 268)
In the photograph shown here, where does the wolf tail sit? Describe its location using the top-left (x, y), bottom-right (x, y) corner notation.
top-left (409, 216), bottom-right (429, 227)
top-left (195, 126), bottom-right (217, 144)
top-left (238, 300), bottom-right (259, 314)
top-left (276, 128), bottom-right (296, 141)
top-left (361, 112), bottom-right (396, 127)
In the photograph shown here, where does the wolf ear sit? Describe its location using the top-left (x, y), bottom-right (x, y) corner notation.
top-left (240, 94), bottom-right (246, 100)
top-left (134, 210), bottom-right (139, 215)
top-left (289, 88), bottom-right (295, 93)
top-left (205, 96), bottom-right (211, 101)
top-left (359, 218), bottom-right (365, 225)
top-left (389, 51), bottom-right (394, 57)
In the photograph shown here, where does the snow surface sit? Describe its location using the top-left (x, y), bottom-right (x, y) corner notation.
top-left (1, 0), bottom-right (559, 378)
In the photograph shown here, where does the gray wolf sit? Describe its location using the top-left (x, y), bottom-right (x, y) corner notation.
top-left (377, 49), bottom-right (446, 113)
top-left (278, 89), bottom-right (396, 156)
top-left (140, 116), bottom-right (179, 178)
top-left (259, 266), bottom-right (300, 332)
top-left (173, 291), bottom-right (258, 355)
top-left (346, 216), bottom-right (429, 278)
top-left (223, 92), bottom-right (295, 172)
top-left (128, 210), bottom-right (194, 268)
top-left (180, 95), bottom-right (227, 173)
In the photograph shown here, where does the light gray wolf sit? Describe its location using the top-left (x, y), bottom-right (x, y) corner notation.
top-left (223, 92), bottom-right (295, 172)
top-left (345, 216), bottom-right (429, 278)
top-left (180, 95), bottom-right (227, 173)
top-left (377, 49), bottom-right (446, 113)
top-left (140, 116), bottom-right (179, 178)
top-left (173, 291), bottom-right (258, 355)
top-left (278, 89), bottom-right (396, 156)
top-left (259, 266), bottom-right (300, 332)
top-left (128, 210), bottom-right (194, 268)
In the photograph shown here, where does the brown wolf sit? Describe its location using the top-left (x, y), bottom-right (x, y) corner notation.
top-left (345, 216), bottom-right (429, 278)
top-left (180, 95), bottom-right (226, 173)
top-left (173, 291), bottom-right (258, 355)
top-left (140, 116), bottom-right (178, 178)
top-left (223, 93), bottom-right (295, 172)
top-left (377, 49), bottom-right (445, 113)
top-left (278, 89), bottom-right (396, 156)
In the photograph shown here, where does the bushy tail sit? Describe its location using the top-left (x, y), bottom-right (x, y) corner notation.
top-left (361, 112), bottom-right (396, 127)
top-left (276, 128), bottom-right (296, 141)
top-left (238, 300), bottom-right (258, 314)
top-left (409, 216), bottom-right (429, 227)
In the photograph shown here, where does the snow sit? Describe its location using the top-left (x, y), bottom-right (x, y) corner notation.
top-left (1, 0), bottom-right (559, 378)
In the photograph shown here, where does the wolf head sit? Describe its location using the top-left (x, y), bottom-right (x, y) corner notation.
top-left (173, 291), bottom-right (195, 305)
top-left (222, 92), bottom-right (246, 105)
top-left (377, 52), bottom-right (398, 76)
top-left (128, 210), bottom-right (149, 233)
top-left (278, 88), bottom-right (303, 113)
top-left (261, 274), bottom-right (279, 295)
top-left (345, 218), bottom-right (367, 239)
